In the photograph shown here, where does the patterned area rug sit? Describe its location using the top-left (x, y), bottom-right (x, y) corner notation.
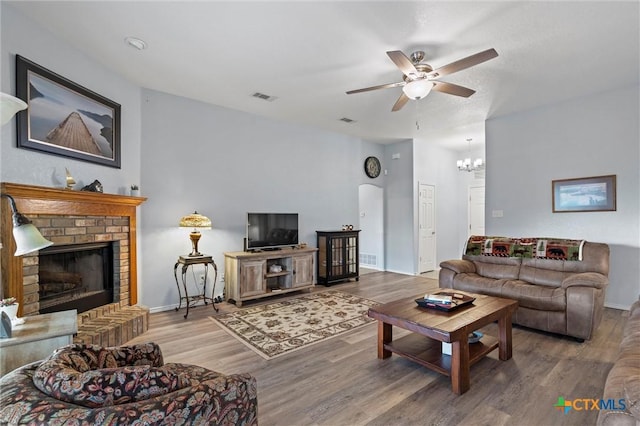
top-left (209, 290), bottom-right (380, 359)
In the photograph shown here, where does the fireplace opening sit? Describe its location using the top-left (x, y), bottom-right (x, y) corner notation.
top-left (38, 242), bottom-right (116, 314)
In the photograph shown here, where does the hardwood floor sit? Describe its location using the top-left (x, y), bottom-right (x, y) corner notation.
top-left (127, 271), bottom-right (626, 426)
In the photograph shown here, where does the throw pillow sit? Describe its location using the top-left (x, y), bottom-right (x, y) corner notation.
top-left (32, 345), bottom-right (190, 408)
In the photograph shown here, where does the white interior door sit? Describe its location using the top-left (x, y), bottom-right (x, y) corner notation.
top-left (419, 183), bottom-right (436, 273)
top-left (469, 185), bottom-right (485, 236)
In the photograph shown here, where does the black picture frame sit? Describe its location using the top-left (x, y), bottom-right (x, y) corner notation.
top-left (552, 175), bottom-right (617, 212)
top-left (15, 55), bottom-right (121, 168)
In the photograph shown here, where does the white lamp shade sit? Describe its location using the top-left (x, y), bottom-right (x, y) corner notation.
top-left (402, 80), bottom-right (434, 100)
top-left (13, 224), bottom-right (53, 256)
top-left (0, 93), bottom-right (27, 126)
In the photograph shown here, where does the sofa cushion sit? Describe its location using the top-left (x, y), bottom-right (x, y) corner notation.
top-left (439, 259), bottom-right (476, 274)
top-left (501, 280), bottom-right (566, 311)
top-left (452, 274), bottom-right (506, 297)
top-left (33, 345), bottom-right (191, 408)
top-left (463, 255), bottom-right (522, 280)
top-left (519, 259), bottom-right (569, 287)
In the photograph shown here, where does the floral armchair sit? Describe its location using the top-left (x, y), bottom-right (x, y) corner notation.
top-left (0, 342), bottom-right (257, 425)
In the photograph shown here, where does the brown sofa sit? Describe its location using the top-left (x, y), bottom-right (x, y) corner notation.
top-left (0, 342), bottom-right (258, 425)
top-left (597, 298), bottom-right (640, 425)
top-left (439, 237), bottom-right (609, 340)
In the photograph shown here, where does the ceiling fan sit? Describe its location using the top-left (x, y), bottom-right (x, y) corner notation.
top-left (346, 48), bottom-right (498, 111)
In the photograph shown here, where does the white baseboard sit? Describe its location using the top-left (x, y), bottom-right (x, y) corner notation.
top-left (604, 302), bottom-right (632, 311)
top-left (360, 266), bottom-right (385, 271)
top-left (384, 269), bottom-right (414, 276)
top-left (149, 304), bottom-right (179, 314)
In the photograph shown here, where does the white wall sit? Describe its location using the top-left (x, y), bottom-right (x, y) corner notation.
top-left (139, 89), bottom-right (367, 310)
top-left (383, 140), bottom-right (414, 274)
top-left (382, 137), bottom-right (480, 276)
top-left (456, 144), bottom-right (485, 252)
top-left (359, 184), bottom-right (384, 270)
top-left (486, 85), bottom-right (640, 309)
top-left (413, 138), bottom-right (469, 269)
top-left (1, 5), bottom-right (141, 193)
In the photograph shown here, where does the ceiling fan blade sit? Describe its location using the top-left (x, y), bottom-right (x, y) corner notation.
top-left (346, 81), bottom-right (405, 95)
top-left (387, 51), bottom-right (419, 77)
top-left (391, 93), bottom-right (410, 112)
top-left (428, 48), bottom-right (498, 79)
top-left (432, 81), bottom-right (476, 98)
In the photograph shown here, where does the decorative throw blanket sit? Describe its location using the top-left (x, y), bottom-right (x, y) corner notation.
top-left (464, 236), bottom-right (586, 261)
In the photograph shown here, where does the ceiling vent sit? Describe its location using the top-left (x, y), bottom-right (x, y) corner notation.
top-left (251, 92), bottom-right (278, 102)
top-left (339, 117), bottom-right (356, 123)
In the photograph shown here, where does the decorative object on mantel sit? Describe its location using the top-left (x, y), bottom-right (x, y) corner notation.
top-left (179, 211), bottom-right (212, 257)
top-left (342, 224), bottom-right (354, 231)
top-left (1, 194), bottom-right (53, 256)
top-left (80, 180), bottom-right (103, 193)
top-left (0, 92), bottom-right (28, 126)
top-left (130, 185), bottom-right (140, 196)
top-left (65, 168), bottom-right (76, 190)
top-left (457, 138), bottom-right (484, 172)
top-left (16, 55), bottom-right (121, 169)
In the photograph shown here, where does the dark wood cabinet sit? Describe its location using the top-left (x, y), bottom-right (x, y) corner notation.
top-left (316, 230), bottom-right (360, 285)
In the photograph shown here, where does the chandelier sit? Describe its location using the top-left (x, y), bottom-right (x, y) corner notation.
top-left (457, 139), bottom-right (484, 172)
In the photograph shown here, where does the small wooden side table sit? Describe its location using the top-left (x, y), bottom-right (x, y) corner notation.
top-left (0, 310), bottom-right (78, 376)
top-left (173, 254), bottom-right (218, 319)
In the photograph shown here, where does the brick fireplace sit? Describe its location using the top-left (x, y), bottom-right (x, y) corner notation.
top-left (1, 182), bottom-right (145, 318)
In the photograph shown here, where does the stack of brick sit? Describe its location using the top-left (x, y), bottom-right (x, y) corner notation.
top-left (74, 303), bottom-right (149, 347)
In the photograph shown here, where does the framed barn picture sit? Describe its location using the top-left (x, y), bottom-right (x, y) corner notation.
top-left (15, 55), bottom-right (121, 168)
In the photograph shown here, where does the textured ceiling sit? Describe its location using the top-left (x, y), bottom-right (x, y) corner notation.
top-left (6, 1), bottom-right (639, 150)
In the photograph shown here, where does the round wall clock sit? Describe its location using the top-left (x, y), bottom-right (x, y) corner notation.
top-left (364, 156), bottom-right (381, 178)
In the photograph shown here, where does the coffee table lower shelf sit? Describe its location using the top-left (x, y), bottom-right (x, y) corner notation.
top-left (384, 333), bottom-right (499, 376)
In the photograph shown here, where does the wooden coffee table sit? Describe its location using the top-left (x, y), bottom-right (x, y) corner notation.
top-left (367, 290), bottom-right (518, 395)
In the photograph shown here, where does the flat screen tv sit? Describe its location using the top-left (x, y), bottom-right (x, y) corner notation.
top-left (246, 213), bottom-right (299, 251)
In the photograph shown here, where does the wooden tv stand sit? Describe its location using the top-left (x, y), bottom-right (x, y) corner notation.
top-left (224, 247), bottom-right (317, 307)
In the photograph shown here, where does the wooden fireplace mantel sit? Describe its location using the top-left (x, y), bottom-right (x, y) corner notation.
top-left (1, 182), bottom-right (146, 315)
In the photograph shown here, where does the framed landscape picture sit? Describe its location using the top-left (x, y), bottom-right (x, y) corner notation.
top-left (15, 55), bottom-right (121, 168)
top-left (552, 175), bottom-right (616, 212)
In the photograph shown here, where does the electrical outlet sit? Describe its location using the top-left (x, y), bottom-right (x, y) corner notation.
top-left (220, 273), bottom-right (225, 282)
top-left (198, 274), bottom-right (206, 285)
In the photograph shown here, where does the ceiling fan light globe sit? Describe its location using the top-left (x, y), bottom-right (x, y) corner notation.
top-left (402, 80), bottom-right (433, 100)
